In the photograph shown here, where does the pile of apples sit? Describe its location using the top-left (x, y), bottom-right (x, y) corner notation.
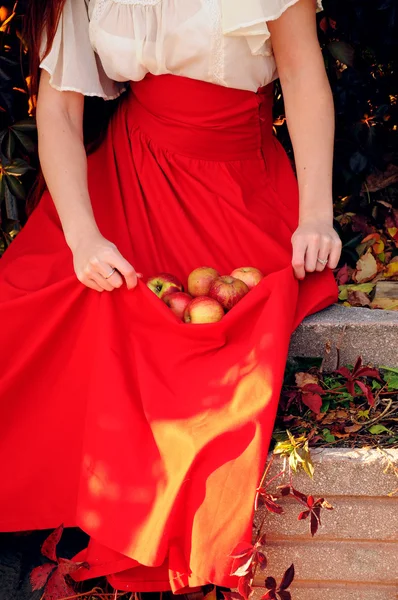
top-left (146, 266), bottom-right (264, 324)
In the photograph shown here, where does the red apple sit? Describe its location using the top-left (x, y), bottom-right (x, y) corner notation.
top-left (187, 266), bottom-right (220, 297)
top-left (230, 266), bottom-right (264, 290)
top-left (163, 291), bottom-right (192, 320)
top-left (146, 273), bottom-right (183, 299)
top-left (183, 297), bottom-right (224, 324)
top-left (208, 275), bottom-right (249, 311)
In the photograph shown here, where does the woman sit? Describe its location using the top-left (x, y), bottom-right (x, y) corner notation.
top-left (0, 0), bottom-right (341, 596)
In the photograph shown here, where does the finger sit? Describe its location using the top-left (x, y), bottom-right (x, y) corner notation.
top-left (110, 252), bottom-right (140, 290)
top-left (291, 236), bottom-right (307, 279)
top-left (90, 271), bottom-right (114, 292)
top-left (85, 277), bottom-right (104, 292)
top-left (315, 237), bottom-right (332, 272)
top-left (305, 235), bottom-right (321, 272)
top-left (96, 261), bottom-right (124, 289)
top-left (328, 238), bottom-right (343, 269)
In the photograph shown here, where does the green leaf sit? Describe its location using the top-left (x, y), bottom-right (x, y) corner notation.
top-left (338, 283), bottom-right (375, 300)
top-left (3, 130), bottom-right (15, 159)
top-left (371, 380), bottom-right (382, 390)
top-left (382, 372), bottom-right (398, 390)
top-left (11, 128), bottom-right (35, 154)
top-left (3, 158), bottom-right (33, 177)
top-left (380, 367), bottom-right (398, 374)
top-left (12, 118), bottom-right (37, 133)
top-left (5, 175), bottom-right (25, 200)
top-left (0, 173), bottom-right (5, 203)
top-left (368, 424), bottom-right (391, 435)
top-left (328, 41), bottom-right (355, 67)
top-left (357, 409), bottom-right (370, 419)
top-left (321, 398), bottom-right (331, 412)
top-left (4, 185), bottom-right (18, 220)
top-left (322, 428), bottom-right (336, 443)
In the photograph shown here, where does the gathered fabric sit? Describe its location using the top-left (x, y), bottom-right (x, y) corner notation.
top-left (39, 0), bottom-right (323, 99)
top-left (0, 74), bottom-right (338, 593)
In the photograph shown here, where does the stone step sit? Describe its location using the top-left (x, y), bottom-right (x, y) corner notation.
top-left (252, 583), bottom-right (397, 600)
top-left (288, 304), bottom-right (398, 370)
top-left (255, 495), bottom-right (397, 541)
top-left (249, 449), bottom-right (398, 600)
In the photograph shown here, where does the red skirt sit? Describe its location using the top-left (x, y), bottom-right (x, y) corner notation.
top-left (0, 74), bottom-right (338, 593)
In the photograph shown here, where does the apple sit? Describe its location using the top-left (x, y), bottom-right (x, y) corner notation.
top-left (163, 291), bottom-right (192, 320)
top-left (183, 297), bottom-right (224, 324)
top-left (187, 266), bottom-right (220, 297)
top-left (208, 275), bottom-right (249, 311)
top-left (146, 273), bottom-right (183, 299)
top-left (230, 267), bottom-right (264, 290)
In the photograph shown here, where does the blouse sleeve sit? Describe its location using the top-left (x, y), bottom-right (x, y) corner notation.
top-left (221, 0), bottom-right (323, 56)
top-left (39, 0), bottom-right (124, 100)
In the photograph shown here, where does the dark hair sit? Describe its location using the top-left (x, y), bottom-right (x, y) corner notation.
top-left (25, 0), bottom-right (67, 99)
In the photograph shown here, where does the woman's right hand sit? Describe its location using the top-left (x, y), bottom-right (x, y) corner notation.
top-left (70, 231), bottom-right (142, 292)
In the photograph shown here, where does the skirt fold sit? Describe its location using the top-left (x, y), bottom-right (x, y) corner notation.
top-left (0, 74), bottom-right (338, 593)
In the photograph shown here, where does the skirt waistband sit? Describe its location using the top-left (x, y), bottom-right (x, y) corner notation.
top-left (126, 74), bottom-right (275, 161)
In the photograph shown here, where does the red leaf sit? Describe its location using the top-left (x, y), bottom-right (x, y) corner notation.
top-left (261, 592), bottom-right (276, 600)
top-left (231, 554), bottom-right (254, 577)
top-left (257, 533), bottom-right (267, 546)
top-left (58, 558), bottom-right (89, 577)
top-left (336, 264), bottom-right (350, 285)
top-left (346, 380), bottom-right (355, 397)
top-left (355, 380), bottom-right (375, 407)
top-left (307, 495), bottom-right (315, 509)
top-left (238, 574), bottom-right (252, 600)
top-left (310, 512), bottom-right (319, 536)
top-left (335, 366), bottom-right (351, 379)
top-left (352, 356), bottom-right (362, 374)
top-left (229, 542), bottom-right (255, 559)
top-left (298, 510), bottom-right (310, 520)
top-left (302, 383), bottom-right (324, 395)
top-left (222, 593), bottom-right (244, 600)
top-left (290, 487), bottom-right (308, 504)
top-left (42, 566), bottom-right (76, 600)
top-left (277, 592), bottom-right (292, 600)
top-left (265, 576), bottom-right (277, 590)
top-left (30, 563), bottom-right (56, 591)
top-left (41, 524), bottom-right (64, 563)
top-left (277, 485), bottom-right (291, 497)
top-left (313, 506), bottom-right (322, 526)
top-left (319, 16), bottom-right (328, 33)
top-left (263, 496), bottom-right (283, 515)
top-left (301, 392), bottom-right (323, 414)
top-left (279, 563), bottom-right (295, 590)
top-left (256, 551), bottom-right (267, 568)
top-left (356, 367), bottom-right (382, 380)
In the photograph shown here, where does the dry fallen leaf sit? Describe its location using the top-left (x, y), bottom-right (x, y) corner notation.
top-left (353, 250), bottom-right (378, 283)
top-left (344, 424), bottom-right (363, 433)
top-left (338, 282), bottom-right (375, 300)
top-left (347, 290), bottom-right (371, 307)
top-left (370, 297), bottom-right (398, 310)
top-left (295, 372), bottom-right (319, 388)
top-left (383, 260), bottom-right (398, 279)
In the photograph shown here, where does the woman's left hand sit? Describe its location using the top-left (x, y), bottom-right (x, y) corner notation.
top-left (291, 218), bottom-right (342, 280)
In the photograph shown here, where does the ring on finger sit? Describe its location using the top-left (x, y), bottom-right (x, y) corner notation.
top-left (103, 267), bottom-right (116, 279)
top-left (317, 257), bottom-right (328, 266)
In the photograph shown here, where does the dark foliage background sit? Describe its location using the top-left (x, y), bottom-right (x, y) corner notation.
top-left (1, 0), bottom-right (398, 305)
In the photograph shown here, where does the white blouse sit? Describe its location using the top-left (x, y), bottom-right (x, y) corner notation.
top-left (39, 0), bottom-right (323, 99)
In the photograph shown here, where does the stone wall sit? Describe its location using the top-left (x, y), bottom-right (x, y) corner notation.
top-left (252, 448), bottom-right (398, 600)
